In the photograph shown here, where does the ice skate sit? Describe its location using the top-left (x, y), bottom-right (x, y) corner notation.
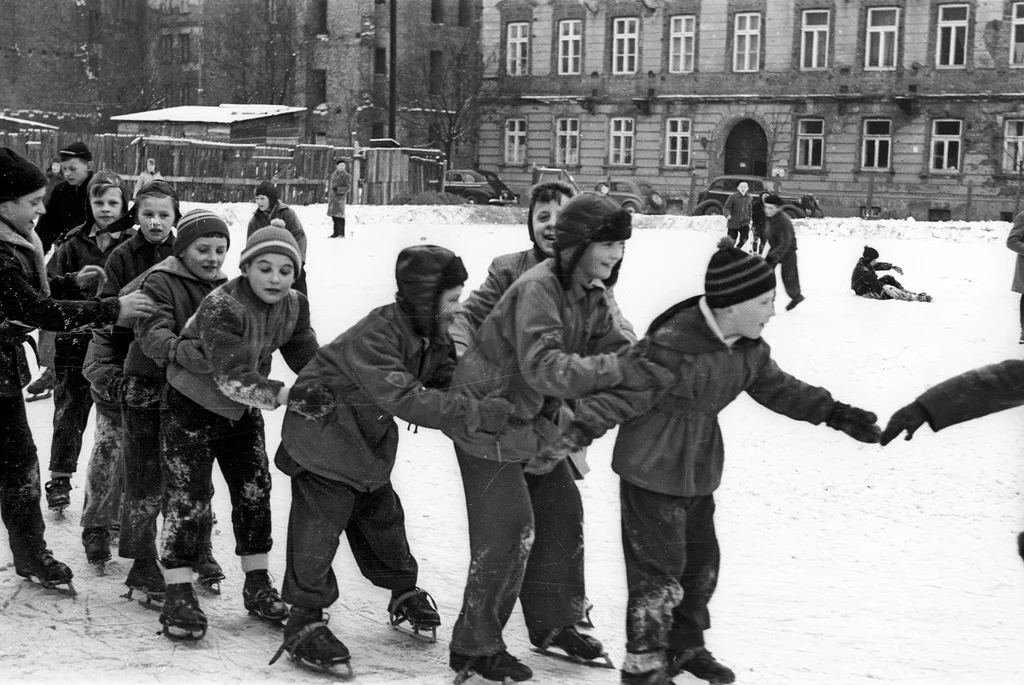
top-left (44, 477), bottom-right (71, 516)
top-left (388, 587), bottom-right (441, 642)
top-left (82, 526), bottom-right (112, 571)
top-left (243, 570), bottom-right (288, 628)
top-left (16, 549), bottom-right (76, 596)
top-left (529, 625), bottom-right (614, 669)
top-left (193, 544), bottom-right (225, 594)
top-left (25, 367), bottom-right (53, 402)
top-left (269, 606), bottom-right (352, 678)
top-left (159, 582), bottom-right (207, 640)
top-left (667, 647), bottom-right (735, 685)
top-left (123, 558), bottom-right (166, 606)
top-left (450, 650), bottom-right (533, 684)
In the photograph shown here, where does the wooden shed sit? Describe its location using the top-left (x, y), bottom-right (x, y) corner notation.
top-left (110, 105), bottom-right (306, 146)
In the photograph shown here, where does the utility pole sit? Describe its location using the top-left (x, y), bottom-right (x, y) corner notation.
top-left (388, 0), bottom-right (397, 139)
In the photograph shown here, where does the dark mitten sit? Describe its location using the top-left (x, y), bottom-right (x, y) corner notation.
top-left (467, 396), bottom-right (515, 434)
top-left (287, 382), bottom-right (335, 420)
top-left (564, 421), bottom-right (598, 448)
top-left (880, 402), bottom-right (929, 446)
top-left (826, 401), bottom-right (881, 444)
top-left (524, 423), bottom-right (593, 475)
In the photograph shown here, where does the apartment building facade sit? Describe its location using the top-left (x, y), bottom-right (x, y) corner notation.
top-left (477, 0), bottom-right (1024, 220)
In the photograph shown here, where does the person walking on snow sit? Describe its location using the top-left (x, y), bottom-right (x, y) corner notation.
top-left (272, 245), bottom-right (512, 672)
top-left (851, 245), bottom-right (931, 302)
top-left (156, 226), bottom-right (319, 640)
top-left (566, 236), bottom-right (882, 685)
top-left (723, 181), bottom-right (752, 250)
top-left (1005, 211), bottom-right (1024, 343)
top-left (762, 194), bottom-right (804, 311)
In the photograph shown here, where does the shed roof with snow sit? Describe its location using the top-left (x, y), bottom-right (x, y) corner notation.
top-left (110, 105), bottom-right (306, 145)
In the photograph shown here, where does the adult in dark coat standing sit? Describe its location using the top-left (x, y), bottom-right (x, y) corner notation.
top-left (327, 159), bottom-right (351, 238)
top-left (762, 193), bottom-right (804, 311)
top-left (1006, 211), bottom-right (1024, 343)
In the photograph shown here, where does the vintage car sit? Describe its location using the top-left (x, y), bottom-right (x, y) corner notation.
top-left (437, 169), bottom-right (518, 205)
top-left (694, 175), bottom-right (823, 218)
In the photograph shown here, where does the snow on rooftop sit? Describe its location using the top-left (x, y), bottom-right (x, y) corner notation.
top-left (0, 114), bottom-right (59, 130)
top-left (110, 104), bottom-right (306, 124)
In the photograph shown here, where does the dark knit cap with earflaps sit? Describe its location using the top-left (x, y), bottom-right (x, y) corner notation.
top-left (705, 236), bottom-right (777, 308)
top-left (862, 245), bottom-right (879, 262)
top-left (255, 181), bottom-right (280, 205)
top-left (552, 193), bottom-right (631, 289)
top-left (0, 147), bottom-right (48, 203)
top-left (395, 244), bottom-right (468, 337)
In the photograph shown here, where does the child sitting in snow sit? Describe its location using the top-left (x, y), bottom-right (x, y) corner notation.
top-left (567, 236), bottom-right (882, 685)
top-left (851, 246), bottom-right (931, 302)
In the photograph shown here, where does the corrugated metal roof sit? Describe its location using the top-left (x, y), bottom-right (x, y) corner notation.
top-left (110, 104), bottom-right (306, 124)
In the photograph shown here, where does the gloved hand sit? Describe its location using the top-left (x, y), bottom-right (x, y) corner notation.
top-left (104, 373), bottom-right (125, 404)
top-left (524, 423), bottom-right (594, 475)
top-left (287, 382), bottom-right (335, 420)
top-left (618, 353), bottom-right (675, 391)
top-left (825, 401), bottom-right (881, 444)
top-left (880, 402), bottom-right (929, 446)
top-left (892, 265), bottom-right (904, 275)
top-left (467, 396), bottom-right (515, 434)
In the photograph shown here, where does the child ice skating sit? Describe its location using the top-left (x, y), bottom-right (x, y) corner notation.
top-left (851, 246), bottom-right (931, 302)
top-left (157, 225), bottom-right (319, 640)
top-left (572, 237), bottom-right (882, 685)
top-left (762, 194), bottom-right (804, 310)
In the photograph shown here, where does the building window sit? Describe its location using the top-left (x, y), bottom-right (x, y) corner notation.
top-left (458, 0), bottom-right (472, 27)
top-left (311, 69), bottom-right (327, 105)
top-left (431, 0), bottom-right (443, 24)
top-left (1013, 3), bottom-right (1024, 65)
top-left (609, 118), bottom-right (635, 166)
top-left (178, 33), bottom-right (191, 64)
top-left (612, 17), bottom-right (639, 74)
top-left (800, 10), bottom-right (829, 70)
top-left (664, 118), bottom-right (691, 167)
top-left (796, 119), bottom-right (825, 169)
top-left (555, 118), bottom-right (580, 166)
top-left (506, 22), bottom-right (530, 76)
top-left (505, 119), bottom-right (527, 164)
top-left (668, 15), bottom-right (695, 73)
top-left (558, 20), bottom-right (582, 75)
top-left (936, 4), bottom-right (968, 68)
top-left (930, 119), bottom-right (962, 172)
top-left (429, 51), bottom-right (443, 94)
top-left (267, 0), bottom-right (277, 24)
top-left (733, 12), bottom-right (761, 72)
top-left (865, 7), bottom-right (899, 70)
top-left (862, 119), bottom-right (892, 170)
top-left (159, 34), bottom-right (174, 62)
top-left (374, 48), bottom-right (387, 75)
top-left (1003, 120), bottom-right (1024, 173)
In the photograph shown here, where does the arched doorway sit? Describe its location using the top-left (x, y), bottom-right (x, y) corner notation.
top-left (724, 119), bottom-right (768, 176)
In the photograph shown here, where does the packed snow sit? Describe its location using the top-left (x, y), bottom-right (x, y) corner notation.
top-left (1, 204), bottom-right (1022, 685)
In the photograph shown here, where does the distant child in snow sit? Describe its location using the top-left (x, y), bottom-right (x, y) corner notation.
top-left (1005, 212), bottom-right (1024, 343)
top-left (723, 181), bottom-right (752, 250)
top-left (570, 236), bottom-right (882, 685)
top-left (881, 359), bottom-right (1024, 566)
top-left (851, 246), bottom-right (931, 302)
top-left (750, 191), bottom-right (769, 255)
top-left (762, 194), bottom-right (804, 311)
top-left (272, 245), bottom-right (511, 672)
top-left (249, 181), bottom-right (308, 296)
top-left (156, 226), bottom-right (319, 641)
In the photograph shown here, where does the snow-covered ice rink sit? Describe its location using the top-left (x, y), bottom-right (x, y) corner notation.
top-left (1, 204), bottom-right (1022, 685)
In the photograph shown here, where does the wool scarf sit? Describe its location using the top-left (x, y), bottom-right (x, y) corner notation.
top-left (0, 216), bottom-right (50, 297)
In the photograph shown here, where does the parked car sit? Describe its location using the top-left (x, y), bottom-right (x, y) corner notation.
top-left (437, 169), bottom-right (518, 205)
top-left (694, 175), bottom-right (823, 219)
top-left (597, 178), bottom-right (668, 214)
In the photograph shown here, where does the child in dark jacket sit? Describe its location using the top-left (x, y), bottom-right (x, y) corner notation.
top-left (157, 226), bottom-right (319, 640)
top-left (0, 147), bottom-right (154, 592)
top-left (881, 359), bottom-right (1024, 565)
top-left (271, 245), bottom-right (512, 672)
top-left (570, 237), bottom-right (882, 685)
top-left (43, 171), bottom-right (135, 515)
top-left (762, 194), bottom-right (803, 311)
top-left (851, 245), bottom-right (931, 302)
top-left (249, 181), bottom-right (308, 295)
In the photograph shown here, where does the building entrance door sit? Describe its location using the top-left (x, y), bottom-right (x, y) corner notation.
top-left (724, 119), bottom-right (768, 176)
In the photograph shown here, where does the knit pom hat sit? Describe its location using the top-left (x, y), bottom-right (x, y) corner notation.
top-left (862, 245), bottom-right (879, 262)
top-left (173, 209), bottom-right (231, 258)
top-left (705, 236), bottom-right (777, 308)
top-left (58, 141), bottom-right (93, 162)
top-left (254, 181), bottom-right (280, 205)
top-left (0, 147), bottom-right (48, 203)
top-left (240, 226), bottom-right (301, 273)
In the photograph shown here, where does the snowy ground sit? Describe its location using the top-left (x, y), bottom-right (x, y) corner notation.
top-left (1, 204), bottom-right (1023, 685)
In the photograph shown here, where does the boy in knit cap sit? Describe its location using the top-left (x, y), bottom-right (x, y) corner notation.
top-left (568, 236), bottom-right (882, 685)
top-left (851, 245), bottom-right (931, 302)
top-left (762, 194), bottom-right (804, 311)
top-left (250, 181), bottom-right (308, 296)
top-left (0, 147), bottom-right (155, 592)
top-left (116, 207), bottom-right (229, 602)
top-left (157, 225), bottom-right (320, 640)
top-left (271, 245), bottom-right (512, 673)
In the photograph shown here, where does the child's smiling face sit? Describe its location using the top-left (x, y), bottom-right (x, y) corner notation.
top-left (180, 236), bottom-right (228, 282)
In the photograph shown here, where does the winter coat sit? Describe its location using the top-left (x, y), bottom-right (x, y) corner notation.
top-left (851, 258), bottom-right (898, 297)
top-left (83, 325), bottom-right (127, 413)
top-left (0, 220), bottom-right (119, 396)
top-left (133, 171), bottom-right (163, 198)
top-left (101, 230), bottom-right (175, 299)
top-left (916, 359), bottom-right (1024, 431)
top-left (576, 296), bottom-right (836, 497)
top-left (764, 211), bottom-right (797, 267)
top-left (36, 174), bottom-right (93, 253)
top-left (450, 247), bottom-right (636, 356)
top-left (281, 301), bottom-right (475, 491)
top-left (1007, 213), bottom-right (1024, 294)
top-left (446, 259), bottom-right (633, 463)
top-left (167, 277), bottom-right (318, 421)
top-left (327, 169), bottom-right (351, 218)
top-left (247, 201), bottom-right (307, 263)
top-left (723, 192), bottom-right (752, 230)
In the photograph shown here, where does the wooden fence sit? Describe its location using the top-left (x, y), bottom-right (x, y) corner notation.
top-left (0, 130), bottom-right (443, 205)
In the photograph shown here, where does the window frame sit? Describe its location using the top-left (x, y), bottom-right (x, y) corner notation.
top-left (733, 12), bottom-right (761, 73)
top-left (609, 117), bottom-right (635, 166)
top-left (664, 118), bottom-right (692, 168)
top-left (929, 119), bottom-right (962, 173)
top-left (504, 118), bottom-right (527, 165)
top-left (506, 22), bottom-right (530, 77)
top-left (612, 16), bottom-right (640, 75)
top-left (555, 117), bottom-right (580, 166)
top-left (865, 7), bottom-right (900, 71)
top-left (796, 118), bottom-right (825, 170)
top-left (935, 4), bottom-right (969, 69)
top-left (1011, 2), bottom-right (1024, 66)
top-left (800, 9), bottom-right (830, 71)
top-left (668, 14), bottom-right (696, 74)
top-left (1003, 119), bottom-right (1024, 173)
top-left (861, 118), bottom-right (893, 170)
top-left (557, 19), bottom-right (583, 75)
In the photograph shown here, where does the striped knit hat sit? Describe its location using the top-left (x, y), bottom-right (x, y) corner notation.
top-left (705, 236), bottom-right (776, 308)
top-left (240, 226), bottom-right (301, 273)
top-left (173, 209), bottom-right (231, 258)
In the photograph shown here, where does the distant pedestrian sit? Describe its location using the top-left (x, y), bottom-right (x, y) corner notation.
top-left (723, 181), bottom-right (752, 250)
top-left (762, 194), bottom-right (804, 311)
top-left (43, 157), bottom-right (63, 206)
top-left (134, 158), bottom-right (164, 198)
top-left (328, 159), bottom-right (351, 239)
top-left (1006, 211), bottom-right (1024, 343)
top-left (750, 191), bottom-right (769, 255)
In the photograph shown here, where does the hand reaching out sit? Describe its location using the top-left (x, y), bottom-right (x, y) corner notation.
top-left (116, 291), bottom-right (157, 324)
top-left (75, 265), bottom-right (108, 290)
top-left (880, 402), bottom-right (929, 446)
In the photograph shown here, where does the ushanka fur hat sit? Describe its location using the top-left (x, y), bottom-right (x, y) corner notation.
top-left (0, 147), bottom-right (48, 203)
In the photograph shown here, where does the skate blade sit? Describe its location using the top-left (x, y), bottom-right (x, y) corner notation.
top-left (121, 588), bottom-right (165, 610)
top-left (294, 655), bottom-right (353, 680)
top-left (161, 623), bottom-right (207, 641)
top-left (22, 574), bottom-right (76, 597)
top-left (247, 609), bottom-right (287, 629)
top-left (26, 391), bottom-right (53, 402)
top-left (389, 621), bottom-right (438, 643)
top-left (452, 668), bottom-right (516, 685)
top-left (531, 647), bottom-right (615, 669)
top-left (197, 575), bottom-right (225, 594)
top-left (90, 560), bottom-right (111, 576)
